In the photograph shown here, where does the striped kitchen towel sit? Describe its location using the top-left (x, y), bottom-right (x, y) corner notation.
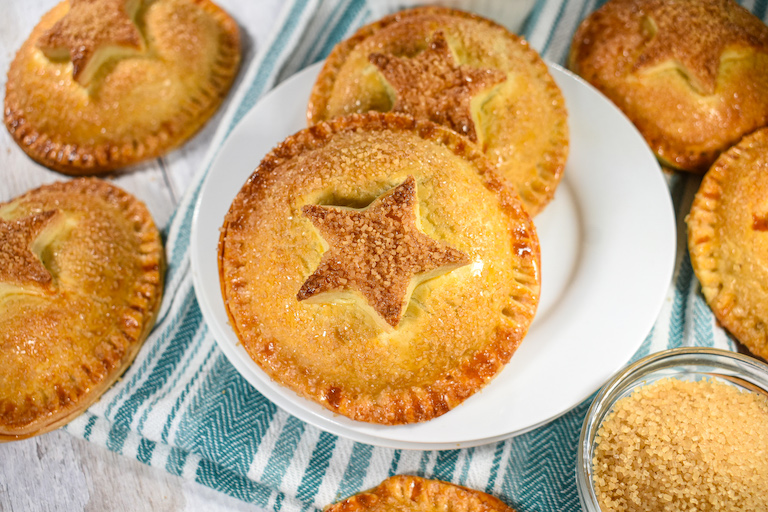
top-left (66, 1), bottom-right (768, 511)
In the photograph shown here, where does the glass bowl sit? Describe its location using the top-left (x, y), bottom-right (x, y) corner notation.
top-left (576, 347), bottom-right (768, 511)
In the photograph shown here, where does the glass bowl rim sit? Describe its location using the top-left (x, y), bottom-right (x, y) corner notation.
top-left (576, 346), bottom-right (768, 511)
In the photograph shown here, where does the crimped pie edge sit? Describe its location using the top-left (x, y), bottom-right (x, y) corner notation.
top-left (306, 5), bottom-right (568, 217)
top-left (218, 111), bottom-right (541, 425)
top-left (4, 0), bottom-right (241, 175)
top-left (568, 0), bottom-right (768, 173)
top-left (324, 475), bottom-right (517, 511)
top-left (0, 178), bottom-right (165, 441)
top-left (687, 128), bottom-right (768, 360)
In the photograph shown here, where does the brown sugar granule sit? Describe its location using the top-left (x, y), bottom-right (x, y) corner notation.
top-left (0, 210), bottom-right (59, 288)
top-left (592, 377), bottom-right (768, 512)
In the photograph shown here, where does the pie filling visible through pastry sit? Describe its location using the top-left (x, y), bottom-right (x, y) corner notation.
top-left (307, 6), bottom-right (569, 217)
top-left (296, 176), bottom-right (471, 331)
top-left (4, 0), bottom-right (241, 175)
top-left (0, 178), bottom-right (164, 441)
top-left (218, 112), bottom-right (541, 425)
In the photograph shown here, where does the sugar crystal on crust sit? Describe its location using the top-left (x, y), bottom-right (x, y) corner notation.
top-left (0, 210), bottom-right (59, 290)
top-left (297, 175), bottom-right (470, 328)
top-left (36, 0), bottom-right (145, 86)
top-left (368, 31), bottom-right (506, 142)
top-left (627, 0), bottom-right (768, 95)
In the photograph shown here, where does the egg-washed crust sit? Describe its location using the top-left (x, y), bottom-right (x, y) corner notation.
top-left (307, 6), bottom-right (568, 217)
top-left (569, 0), bottom-right (768, 173)
top-left (0, 178), bottom-right (165, 441)
top-left (4, 0), bottom-right (241, 175)
top-left (324, 475), bottom-right (517, 512)
top-left (219, 112), bottom-right (541, 425)
top-left (687, 127), bottom-right (768, 361)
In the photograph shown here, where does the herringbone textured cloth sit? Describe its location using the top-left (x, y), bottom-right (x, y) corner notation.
top-left (66, 1), bottom-right (768, 510)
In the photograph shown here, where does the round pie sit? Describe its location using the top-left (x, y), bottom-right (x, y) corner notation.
top-left (325, 475), bottom-right (517, 511)
top-left (218, 112), bottom-right (541, 425)
top-left (687, 127), bottom-right (768, 360)
top-left (0, 178), bottom-right (165, 441)
top-left (4, 0), bottom-right (241, 175)
top-left (569, 0), bottom-right (768, 173)
top-left (307, 6), bottom-right (568, 216)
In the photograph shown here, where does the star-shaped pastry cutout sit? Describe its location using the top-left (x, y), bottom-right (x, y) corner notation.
top-left (632, 0), bottom-right (768, 95)
top-left (37, 0), bottom-right (145, 87)
top-left (297, 176), bottom-right (470, 329)
top-left (0, 210), bottom-right (59, 290)
top-left (369, 31), bottom-right (506, 143)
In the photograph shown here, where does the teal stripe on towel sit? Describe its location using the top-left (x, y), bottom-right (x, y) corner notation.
top-left (669, 251), bottom-right (694, 348)
top-left (230, 0), bottom-right (315, 133)
top-left (136, 322), bottom-right (209, 434)
top-left (137, 437), bottom-right (156, 465)
top-left (304, 0), bottom-right (367, 66)
top-left (484, 441), bottom-right (505, 493)
top-left (111, 294), bottom-right (204, 438)
top-left (387, 450), bottom-right (401, 477)
top-left (458, 447), bottom-right (474, 485)
top-left (335, 443), bottom-right (374, 500)
top-left (165, 446), bottom-right (189, 477)
top-left (432, 449), bottom-right (460, 482)
top-left (174, 354), bottom-right (277, 477)
top-left (693, 294), bottom-right (715, 347)
top-left (296, 431), bottom-right (339, 502)
top-left (160, 340), bottom-right (218, 443)
top-left (105, 290), bottom-right (199, 419)
top-left (195, 458), bottom-right (278, 507)
top-left (261, 415), bottom-right (307, 491)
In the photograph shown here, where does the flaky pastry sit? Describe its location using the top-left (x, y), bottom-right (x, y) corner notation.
top-left (569, 0), bottom-right (768, 172)
top-left (687, 127), bottom-right (768, 360)
top-left (307, 6), bottom-right (568, 216)
top-left (218, 112), bottom-right (540, 424)
top-left (324, 475), bottom-right (517, 512)
top-left (5, 0), bottom-right (241, 175)
top-left (0, 178), bottom-right (164, 441)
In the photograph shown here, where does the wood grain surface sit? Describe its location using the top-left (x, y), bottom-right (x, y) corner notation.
top-left (0, 0), bottom-right (284, 510)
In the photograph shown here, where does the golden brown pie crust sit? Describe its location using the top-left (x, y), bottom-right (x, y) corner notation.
top-left (687, 127), bottom-right (768, 361)
top-left (307, 6), bottom-right (568, 217)
top-left (569, 0), bottom-right (768, 173)
top-left (324, 475), bottom-right (517, 512)
top-left (4, 0), bottom-right (241, 175)
top-left (218, 112), bottom-right (540, 425)
top-left (0, 178), bottom-right (165, 441)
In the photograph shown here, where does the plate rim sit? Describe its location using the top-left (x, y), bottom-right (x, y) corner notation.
top-left (190, 61), bottom-right (677, 450)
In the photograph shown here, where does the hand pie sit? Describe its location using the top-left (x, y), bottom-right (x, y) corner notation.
top-left (325, 475), bottom-right (517, 511)
top-left (307, 6), bottom-right (568, 217)
top-left (218, 112), bottom-right (541, 425)
top-left (4, 0), bottom-right (241, 175)
top-left (0, 178), bottom-right (164, 441)
top-left (569, 0), bottom-right (768, 173)
top-left (687, 127), bottom-right (768, 361)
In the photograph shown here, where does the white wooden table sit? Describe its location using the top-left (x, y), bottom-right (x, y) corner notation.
top-left (1, 1), bottom-right (284, 509)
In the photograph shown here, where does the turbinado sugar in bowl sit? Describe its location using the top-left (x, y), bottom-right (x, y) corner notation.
top-left (592, 377), bottom-right (768, 512)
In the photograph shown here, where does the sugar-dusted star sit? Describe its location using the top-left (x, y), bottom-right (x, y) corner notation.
top-left (297, 176), bottom-right (470, 329)
top-left (632, 0), bottom-right (768, 95)
top-left (37, 0), bottom-right (145, 87)
top-left (0, 210), bottom-right (60, 290)
top-left (368, 31), bottom-right (506, 143)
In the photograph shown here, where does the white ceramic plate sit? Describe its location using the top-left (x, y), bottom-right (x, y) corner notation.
top-left (190, 62), bottom-right (676, 450)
